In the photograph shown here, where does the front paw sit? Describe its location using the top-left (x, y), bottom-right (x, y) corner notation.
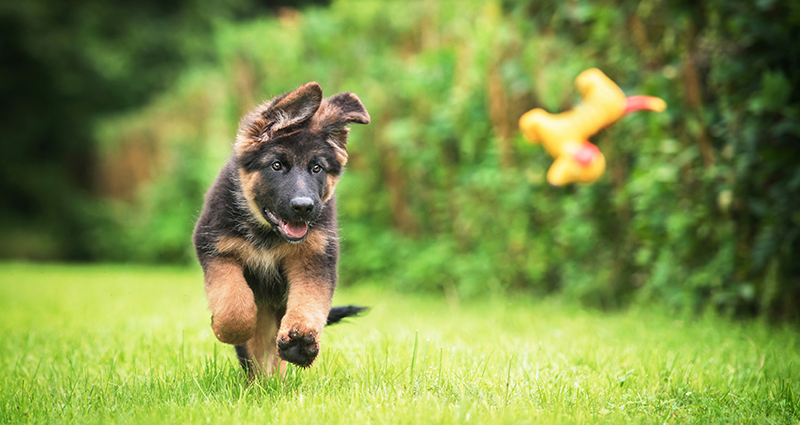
top-left (277, 327), bottom-right (320, 368)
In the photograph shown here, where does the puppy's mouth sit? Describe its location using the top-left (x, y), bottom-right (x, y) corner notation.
top-left (262, 208), bottom-right (309, 242)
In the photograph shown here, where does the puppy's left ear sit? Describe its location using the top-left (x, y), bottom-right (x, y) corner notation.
top-left (235, 82), bottom-right (323, 154)
top-left (310, 92), bottom-right (370, 152)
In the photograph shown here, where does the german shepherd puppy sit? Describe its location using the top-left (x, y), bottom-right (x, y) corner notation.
top-left (193, 82), bottom-right (369, 376)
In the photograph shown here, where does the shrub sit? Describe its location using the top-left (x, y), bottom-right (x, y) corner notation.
top-left (86, 0), bottom-right (800, 321)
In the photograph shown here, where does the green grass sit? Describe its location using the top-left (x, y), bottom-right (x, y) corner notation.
top-left (0, 263), bottom-right (798, 424)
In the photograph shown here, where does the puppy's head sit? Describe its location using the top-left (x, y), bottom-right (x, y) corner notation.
top-left (234, 82), bottom-right (370, 243)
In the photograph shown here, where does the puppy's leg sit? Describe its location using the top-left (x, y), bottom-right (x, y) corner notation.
top-left (242, 305), bottom-right (282, 379)
top-left (203, 257), bottom-right (257, 346)
top-left (276, 254), bottom-right (334, 368)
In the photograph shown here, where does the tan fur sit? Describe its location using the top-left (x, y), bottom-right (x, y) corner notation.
top-left (204, 258), bottom-right (258, 345)
top-left (237, 169), bottom-right (273, 229)
top-left (234, 82), bottom-right (323, 156)
top-left (234, 112), bottom-right (271, 156)
top-left (268, 83), bottom-right (323, 132)
top-left (330, 140), bottom-right (349, 166)
top-left (216, 236), bottom-right (278, 277)
top-left (323, 174), bottom-right (340, 203)
top-left (214, 230), bottom-right (331, 369)
top-left (279, 227), bottom-right (329, 257)
top-left (213, 229), bottom-right (331, 373)
top-left (308, 102), bottom-right (340, 133)
top-left (276, 253), bottom-right (334, 360)
top-left (216, 228), bottom-right (328, 275)
top-left (244, 306), bottom-right (283, 378)
top-left (308, 97), bottom-right (353, 166)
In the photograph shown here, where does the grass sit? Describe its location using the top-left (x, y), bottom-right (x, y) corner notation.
top-left (0, 263), bottom-right (798, 424)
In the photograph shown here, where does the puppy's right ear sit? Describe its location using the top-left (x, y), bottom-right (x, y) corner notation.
top-left (235, 82), bottom-right (323, 153)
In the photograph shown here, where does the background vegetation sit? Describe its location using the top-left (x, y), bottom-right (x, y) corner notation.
top-left (1, 0), bottom-right (799, 322)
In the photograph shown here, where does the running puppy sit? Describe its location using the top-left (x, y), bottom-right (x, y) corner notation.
top-left (193, 82), bottom-right (369, 376)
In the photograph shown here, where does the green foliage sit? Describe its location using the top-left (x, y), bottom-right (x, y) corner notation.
top-left (10, 0), bottom-right (800, 321)
top-left (0, 0), bottom-right (329, 260)
top-left (2, 264), bottom-right (799, 423)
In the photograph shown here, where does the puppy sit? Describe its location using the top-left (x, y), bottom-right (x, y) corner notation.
top-left (193, 82), bottom-right (369, 376)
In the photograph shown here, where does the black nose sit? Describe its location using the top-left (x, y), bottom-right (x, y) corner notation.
top-left (290, 197), bottom-right (315, 217)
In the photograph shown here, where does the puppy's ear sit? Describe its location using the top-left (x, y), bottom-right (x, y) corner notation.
top-left (236, 82), bottom-right (323, 153)
top-left (310, 92), bottom-right (370, 153)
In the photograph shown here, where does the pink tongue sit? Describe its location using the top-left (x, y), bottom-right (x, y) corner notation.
top-left (282, 221), bottom-right (308, 238)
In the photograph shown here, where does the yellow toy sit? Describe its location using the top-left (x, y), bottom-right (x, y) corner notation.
top-left (518, 68), bottom-right (666, 186)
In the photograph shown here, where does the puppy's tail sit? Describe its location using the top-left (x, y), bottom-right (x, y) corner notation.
top-left (326, 305), bottom-right (369, 325)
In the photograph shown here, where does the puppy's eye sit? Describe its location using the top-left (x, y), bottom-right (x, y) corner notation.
top-left (271, 161), bottom-right (282, 171)
top-left (312, 164), bottom-right (322, 173)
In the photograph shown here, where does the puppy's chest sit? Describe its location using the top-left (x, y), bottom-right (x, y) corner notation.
top-left (215, 234), bottom-right (286, 277)
top-left (242, 261), bottom-right (289, 307)
top-left (215, 234), bottom-right (291, 303)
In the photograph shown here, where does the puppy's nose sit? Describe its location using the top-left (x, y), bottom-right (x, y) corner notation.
top-left (290, 197), bottom-right (315, 217)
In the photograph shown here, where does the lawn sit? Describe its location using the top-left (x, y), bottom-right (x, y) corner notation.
top-left (0, 263), bottom-right (797, 424)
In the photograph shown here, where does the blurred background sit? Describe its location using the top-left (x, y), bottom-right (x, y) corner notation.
top-left (1, 0), bottom-right (798, 322)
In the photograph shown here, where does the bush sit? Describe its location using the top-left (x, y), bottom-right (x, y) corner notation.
top-left (80, 0), bottom-right (800, 321)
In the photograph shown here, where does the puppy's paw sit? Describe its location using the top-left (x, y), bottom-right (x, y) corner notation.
top-left (277, 327), bottom-right (320, 368)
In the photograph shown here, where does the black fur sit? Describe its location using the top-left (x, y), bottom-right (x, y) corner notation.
top-left (193, 82), bottom-right (370, 371)
top-left (327, 305), bottom-right (369, 325)
top-left (234, 344), bottom-right (252, 374)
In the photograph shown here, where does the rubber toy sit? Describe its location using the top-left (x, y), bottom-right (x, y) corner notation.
top-left (518, 68), bottom-right (666, 186)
